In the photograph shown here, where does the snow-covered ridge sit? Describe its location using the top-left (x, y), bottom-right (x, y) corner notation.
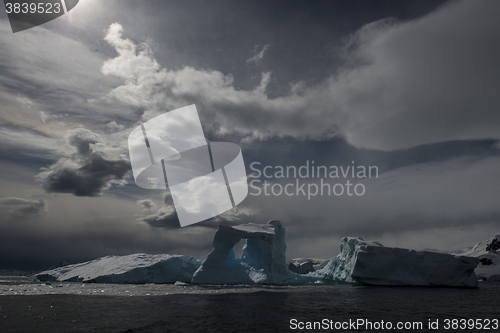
top-left (455, 234), bottom-right (500, 281)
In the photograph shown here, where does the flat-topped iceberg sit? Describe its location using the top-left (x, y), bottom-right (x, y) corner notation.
top-left (311, 237), bottom-right (479, 287)
top-left (36, 254), bottom-right (201, 283)
top-left (191, 220), bottom-right (294, 284)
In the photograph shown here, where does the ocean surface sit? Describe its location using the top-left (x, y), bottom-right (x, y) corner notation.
top-left (1, 277), bottom-right (499, 332)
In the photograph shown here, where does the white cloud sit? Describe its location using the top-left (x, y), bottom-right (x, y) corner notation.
top-left (137, 198), bottom-right (156, 211)
top-left (106, 121), bottom-right (125, 133)
top-left (39, 111), bottom-right (49, 123)
top-left (0, 197), bottom-right (47, 216)
top-left (16, 94), bottom-right (32, 109)
top-left (329, 0), bottom-right (500, 150)
top-left (246, 44), bottom-right (271, 64)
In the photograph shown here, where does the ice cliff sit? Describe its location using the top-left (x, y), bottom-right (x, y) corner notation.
top-left (311, 237), bottom-right (479, 287)
top-left (191, 220), bottom-right (294, 284)
top-left (36, 254), bottom-right (201, 283)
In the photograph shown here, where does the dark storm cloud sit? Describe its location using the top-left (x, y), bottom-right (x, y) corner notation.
top-left (100, 1), bottom-right (500, 151)
top-left (0, 197), bottom-right (47, 216)
top-left (0, 206), bottom-right (216, 271)
top-left (36, 128), bottom-right (130, 197)
top-left (140, 206), bottom-right (179, 228)
top-left (138, 191), bottom-right (181, 229)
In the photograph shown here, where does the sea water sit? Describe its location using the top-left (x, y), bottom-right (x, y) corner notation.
top-left (1, 277), bottom-right (499, 332)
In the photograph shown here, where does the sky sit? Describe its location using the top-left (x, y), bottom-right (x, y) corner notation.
top-left (1, 0), bottom-right (500, 271)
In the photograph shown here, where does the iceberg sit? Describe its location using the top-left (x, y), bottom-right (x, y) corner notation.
top-left (35, 221), bottom-right (481, 287)
top-left (191, 220), bottom-right (295, 284)
top-left (288, 258), bottom-right (328, 274)
top-left (311, 237), bottom-right (479, 287)
top-left (36, 253), bottom-right (201, 283)
top-left (288, 260), bottom-right (315, 274)
top-left (456, 234), bottom-right (500, 281)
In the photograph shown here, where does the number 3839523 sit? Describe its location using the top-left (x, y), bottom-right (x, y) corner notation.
top-left (5, 2), bottom-right (62, 14)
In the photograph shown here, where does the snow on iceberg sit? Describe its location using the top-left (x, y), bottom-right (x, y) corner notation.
top-left (36, 254), bottom-right (201, 283)
top-left (191, 220), bottom-right (295, 284)
top-left (311, 237), bottom-right (479, 287)
top-left (456, 234), bottom-right (500, 281)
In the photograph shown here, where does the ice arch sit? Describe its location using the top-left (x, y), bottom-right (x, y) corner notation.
top-left (191, 220), bottom-right (294, 284)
